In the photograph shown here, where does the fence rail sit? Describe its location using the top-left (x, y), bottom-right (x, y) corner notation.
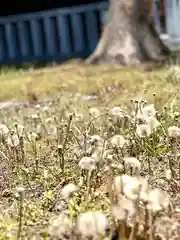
top-left (0, 0), bottom-right (179, 65)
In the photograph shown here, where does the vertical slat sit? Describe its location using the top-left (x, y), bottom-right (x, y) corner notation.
top-left (0, 25), bottom-right (5, 61)
top-left (153, 0), bottom-right (161, 34)
top-left (17, 21), bottom-right (29, 56)
top-left (164, 0), bottom-right (174, 38)
top-left (4, 23), bottom-right (17, 59)
top-left (71, 13), bottom-right (85, 52)
top-left (43, 18), bottom-right (56, 56)
top-left (173, 0), bottom-right (180, 40)
top-left (57, 15), bottom-right (71, 55)
top-left (85, 11), bottom-right (99, 51)
top-left (30, 19), bottom-right (42, 56)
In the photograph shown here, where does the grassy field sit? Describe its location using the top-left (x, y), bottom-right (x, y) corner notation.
top-left (0, 61), bottom-right (180, 239)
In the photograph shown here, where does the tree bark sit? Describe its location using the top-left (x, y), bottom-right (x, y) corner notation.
top-left (85, 0), bottom-right (170, 66)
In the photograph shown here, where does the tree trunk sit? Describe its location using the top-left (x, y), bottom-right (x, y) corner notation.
top-left (85, 0), bottom-right (170, 66)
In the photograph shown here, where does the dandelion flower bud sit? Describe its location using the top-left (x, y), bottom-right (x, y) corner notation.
top-left (43, 169), bottom-right (48, 179)
top-left (79, 157), bottom-right (96, 171)
top-left (28, 132), bottom-right (38, 142)
top-left (167, 126), bottom-right (180, 138)
top-left (165, 169), bottom-right (172, 180)
top-left (16, 186), bottom-right (25, 198)
top-left (77, 211), bottom-right (108, 237)
top-left (31, 114), bottom-right (39, 119)
top-left (7, 134), bottom-right (19, 147)
top-left (16, 124), bottom-right (25, 136)
top-left (61, 183), bottom-right (78, 199)
top-left (17, 186), bottom-right (25, 193)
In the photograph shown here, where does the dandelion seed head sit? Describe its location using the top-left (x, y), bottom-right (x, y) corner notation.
top-left (61, 183), bottom-right (78, 199)
top-left (123, 157), bottom-right (141, 170)
top-left (112, 205), bottom-right (126, 221)
top-left (48, 213), bottom-right (73, 239)
top-left (147, 117), bottom-right (160, 131)
top-left (110, 106), bottom-right (124, 117)
top-left (91, 149), bottom-right (102, 163)
top-left (110, 134), bottom-right (127, 148)
top-left (0, 124), bottom-right (9, 136)
top-left (114, 175), bottom-right (148, 201)
top-left (147, 188), bottom-right (170, 213)
top-left (77, 211), bottom-right (108, 237)
top-left (136, 124), bottom-right (151, 138)
top-left (79, 157), bottom-right (96, 171)
top-left (118, 195), bottom-right (135, 217)
top-left (137, 103), bottom-right (156, 122)
top-left (124, 177), bottom-right (148, 201)
top-left (167, 126), bottom-right (180, 138)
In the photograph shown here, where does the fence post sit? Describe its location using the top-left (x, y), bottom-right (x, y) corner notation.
top-left (153, 0), bottom-right (161, 34)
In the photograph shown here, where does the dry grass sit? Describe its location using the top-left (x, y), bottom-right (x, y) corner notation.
top-left (0, 61), bottom-right (180, 239)
top-left (0, 60), bottom-right (179, 106)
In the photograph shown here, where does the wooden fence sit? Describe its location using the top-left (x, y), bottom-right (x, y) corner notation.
top-left (0, 2), bottom-right (107, 64)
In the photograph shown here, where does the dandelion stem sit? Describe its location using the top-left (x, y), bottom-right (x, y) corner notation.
top-left (86, 170), bottom-right (92, 201)
top-left (17, 191), bottom-right (24, 240)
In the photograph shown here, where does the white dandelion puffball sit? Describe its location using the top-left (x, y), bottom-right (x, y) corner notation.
top-left (77, 211), bottom-right (108, 237)
top-left (167, 126), bottom-right (180, 138)
top-left (147, 188), bottom-right (170, 213)
top-left (114, 175), bottom-right (148, 201)
top-left (48, 214), bottom-right (73, 238)
top-left (123, 157), bottom-right (141, 170)
top-left (61, 183), bottom-right (78, 199)
top-left (137, 104), bottom-right (156, 122)
top-left (110, 106), bottom-right (124, 117)
top-left (110, 134), bottom-right (127, 148)
top-left (136, 124), bottom-right (151, 138)
top-left (112, 205), bottom-right (126, 221)
top-left (79, 157), bottom-right (96, 171)
top-left (0, 124), bottom-right (9, 136)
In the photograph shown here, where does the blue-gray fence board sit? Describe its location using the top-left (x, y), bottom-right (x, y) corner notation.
top-left (0, 1), bottom-right (180, 65)
top-left (0, 2), bottom-right (108, 64)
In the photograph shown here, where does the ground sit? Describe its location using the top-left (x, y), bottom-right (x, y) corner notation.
top-left (0, 60), bottom-right (180, 239)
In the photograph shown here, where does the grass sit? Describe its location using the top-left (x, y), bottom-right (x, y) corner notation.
top-left (0, 61), bottom-right (180, 239)
top-left (0, 60), bottom-right (179, 106)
